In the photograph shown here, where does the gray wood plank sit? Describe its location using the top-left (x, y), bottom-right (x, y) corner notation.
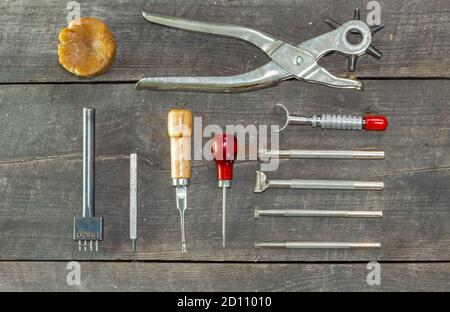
top-left (1, 0), bottom-right (450, 83)
top-left (0, 80), bottom-right (449, 261)
top-left (0, 261), bottom-right (449, 291)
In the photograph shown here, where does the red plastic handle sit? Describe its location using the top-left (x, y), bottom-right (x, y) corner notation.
top-left (211, 134), bottom-right (237, 181)
top-left (364, 115), bottom-right (388, 131)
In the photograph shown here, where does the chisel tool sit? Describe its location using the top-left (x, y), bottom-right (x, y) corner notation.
top-left (73, 108), bottom-right (103, 252)
top-left (211, 134), bottom-right (237, 248)
top-left (168, 108), bottom-right (193, 253)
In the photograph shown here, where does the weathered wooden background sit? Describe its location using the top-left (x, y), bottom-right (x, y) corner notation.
top-left (0, 0), bottom-right (449, 291)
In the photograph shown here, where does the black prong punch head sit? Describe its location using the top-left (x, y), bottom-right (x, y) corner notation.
top-left (74, 217), bottom-right (103, 252)
top-left (326, 8), bottom-right (384, 72)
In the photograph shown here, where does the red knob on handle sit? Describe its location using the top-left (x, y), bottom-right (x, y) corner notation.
top-left (211, 134), bottom-right (237, 181)
top-left (364, 115), bottom-right (388, 131)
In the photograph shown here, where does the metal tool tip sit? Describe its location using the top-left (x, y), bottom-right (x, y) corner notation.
top-left (181, 242), bottom-right (187, 253)
top-left (349, 55), bottom-right (358, 72)
top-left (325, 18), bottom-right (341, 29)
top-left (353, 8), bottom-right (361, 20)
top-left (135, 80), bottom-right (144, 90)
top-left (275, 103), bottom-right (289, 132)
top-left (254, 171), bottom-right (268, 193)
top-left (370, 24), bottom-right (385, 34)
top-left (354, 80), bottom-right (363, 91)
top-left (367, 45), bottom-right (384, 59)
top-left (254, 207), bottom-right (260, 219)
top-left (131, 240), bottom-right (137, 253)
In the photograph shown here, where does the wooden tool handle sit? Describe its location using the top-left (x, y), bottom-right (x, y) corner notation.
top-left (168, 109), bottom-right (193, 180)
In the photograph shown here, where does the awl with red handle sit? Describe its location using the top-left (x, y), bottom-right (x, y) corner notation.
top-left (211, 134), bottom-right (237, 248)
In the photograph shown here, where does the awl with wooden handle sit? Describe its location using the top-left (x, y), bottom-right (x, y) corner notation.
top-left (168, 108), bottom-right (193, 253)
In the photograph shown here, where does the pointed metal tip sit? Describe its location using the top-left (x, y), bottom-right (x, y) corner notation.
top-left (349, 55), bottom-right (358, 72)
top-left (325, 18), bottom-right (341, 29)
top-left (370, 24), bottom-right (385, 34)
top-left (222, 186), bottom-right (226, 250)
top-left (353, 8), bottom-right (361, 20)
top-left (367, 45), bottom-right (383, 59)
top-left (181, 242), bottom-right (187, 253)
top-left (131, 240), bottom-right (137, 253)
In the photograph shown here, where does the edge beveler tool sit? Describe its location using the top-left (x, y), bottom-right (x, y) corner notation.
top-left (254, 171), bottom-right (384, 193)
top-left (136, 8), bottom-right (384, 92)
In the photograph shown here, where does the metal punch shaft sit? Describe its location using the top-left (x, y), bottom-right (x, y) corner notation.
top-left (259, 149), bottom-right (385, 161)
top-left (130, 153), bottom-right (138, 253)
top-left (255, 242), bottom-right (381, 249)
top-left (83, 108), bottom-right (95, 218)
top-left (255, 208), bottom-right (382, 218)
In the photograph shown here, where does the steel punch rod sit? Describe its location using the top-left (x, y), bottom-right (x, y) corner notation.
top-left (83, 108), bottom-right (95, 219)
top-left (73, 108), bottom-right (103, 252)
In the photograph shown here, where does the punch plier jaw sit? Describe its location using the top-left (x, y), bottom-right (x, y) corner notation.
top-left (136, 8), bottom-right (383, 93)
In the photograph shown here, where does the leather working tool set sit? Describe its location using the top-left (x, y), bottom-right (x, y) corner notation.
top-left (73, 9), bottom-right (388, 253)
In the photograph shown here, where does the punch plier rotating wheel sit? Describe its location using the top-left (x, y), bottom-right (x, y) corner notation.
top-left (136, 8), bottom-right (383, 93)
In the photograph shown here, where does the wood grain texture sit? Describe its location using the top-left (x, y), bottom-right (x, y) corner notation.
top-left (0, 262), bottom-right (449, 291)
top-left (0, 80), bottom-right (448, 261)
top-left (168, 108), bottom-right (193, 179)
top-left (1, 0), bottom-right (449, 291)
top-left (1, 0), bottom-right (450, 83)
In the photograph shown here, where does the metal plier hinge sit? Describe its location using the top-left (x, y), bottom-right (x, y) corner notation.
top-left (136, 8), bottom-right (384, 93)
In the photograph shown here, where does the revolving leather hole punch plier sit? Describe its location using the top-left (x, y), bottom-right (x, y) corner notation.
top-left (136, 8), bottom-right (384, 93)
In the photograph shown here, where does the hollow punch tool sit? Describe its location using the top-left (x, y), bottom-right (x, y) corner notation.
top-left (168, 109), bottom-right (193, 253)
top-left (136, 8), bottom-right (384, 93)
top-left (259, 149), bottom-right (385, 161)
top-left (254, 171), bottom-right (383, 193)
top-left (211, 134), bottom-right (237, 248)
top-left (255, 242), bottom-right (381, 249)
top-left (254, 208), bottom-right (382, 218)
top-left (275, 103), bottom-right (388, 133)
top-left (73, 108), bottom-right (103, 252)
top-left (130, 153), bottom-right (138, 253)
